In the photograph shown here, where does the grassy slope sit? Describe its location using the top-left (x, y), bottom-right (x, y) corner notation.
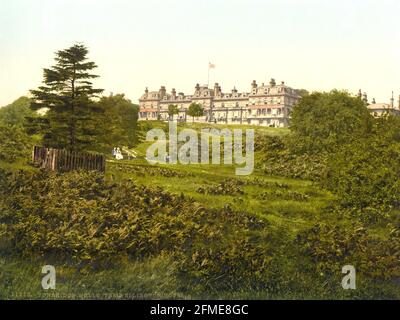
top-left (110, 122), bottom-right (333, 235)
top-left (1, 122), bottom-right (397, 299)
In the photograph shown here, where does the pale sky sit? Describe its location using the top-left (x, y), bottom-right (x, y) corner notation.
top-left (1, 0), bottom-right (399, 106)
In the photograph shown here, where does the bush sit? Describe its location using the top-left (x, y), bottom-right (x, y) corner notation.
top-left (296, 223), bottom-right (400, 279)
top-left (290, 90), bottom-right (372, 154)
top-left (0, 124), bottom-right (32, 162)
top-left (324, 117), bottom-right (400, 210)
top-left (176, 206), bottom-right (272, 291)
top-left (256, 135), bottom-right (328, 181)
top-left (0, 169), bottom-right (272, 289)
top-left (0, 97), bottom-right (36, 127)
top-left (197, 179), bottom-right (244, 195)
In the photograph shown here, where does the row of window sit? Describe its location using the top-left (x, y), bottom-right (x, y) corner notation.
top-left (140, 108), bottom-right (288, 119)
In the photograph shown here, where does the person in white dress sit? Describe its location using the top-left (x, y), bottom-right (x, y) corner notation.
top-left (115, 147), bottom-right (124, 160)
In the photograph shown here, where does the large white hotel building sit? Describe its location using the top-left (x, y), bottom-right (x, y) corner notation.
top-left (138, 79), bottom-right (301, 127)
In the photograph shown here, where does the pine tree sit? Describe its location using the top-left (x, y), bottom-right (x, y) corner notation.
top-left (30, 43), bottom-right (104, 151)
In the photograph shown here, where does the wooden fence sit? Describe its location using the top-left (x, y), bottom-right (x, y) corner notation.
top-left (32, 146), bottom-right (105, 173)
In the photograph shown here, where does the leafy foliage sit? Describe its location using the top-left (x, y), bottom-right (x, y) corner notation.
top-left (167, 104), bottom-right (179, 120)
top-left (0, 125), bottom-right (32, 162)
top-left (297, 223), bottom-right (400, 279)
top-left (0, 169), bottom-right (272, 289)
top-left (324, 115), bottom-right (400, 211)
top-left (187, 103), bottom-right (204, 122)
top-left (175, 206), bottom-right (272, 290)
top-left (290, 90), bottom-right (372, 154)
top-left (197, 179), bottom-right (244, 195)
top-left (0, 97), bottom-right (36, 127)
top-left (256, 135), bottom-right (328, 181)
top-left (257, 189), bottom-right (309, 202)
top-left (96, 94), bottom-right (139, 151)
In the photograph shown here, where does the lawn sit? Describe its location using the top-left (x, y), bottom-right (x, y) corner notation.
top-left (1, 122), bottom-right (398, 300)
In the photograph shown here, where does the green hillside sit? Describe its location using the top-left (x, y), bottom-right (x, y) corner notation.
top-left (1, 120), bottom-right (398, 299)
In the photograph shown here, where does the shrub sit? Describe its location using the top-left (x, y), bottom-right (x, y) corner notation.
top-left (290, 90), bottom-right (372, 154)
top-left (0, 169), bottom-right (272, 289)
top-left (197, 179), bottom-right (244, 195)
top-left (296, 223), bottom-right (400, 279)
top-left (324, 118), bottom-right (400, 210)
top-left (0, 124), bottom-right (32, 162)
top-left (256, 135), bottom-right (328, 181)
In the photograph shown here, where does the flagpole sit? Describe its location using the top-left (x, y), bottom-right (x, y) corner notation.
top-left (207, 66), bottom-right (210, 88)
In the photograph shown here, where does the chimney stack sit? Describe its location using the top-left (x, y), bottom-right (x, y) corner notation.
top-left (362, 92), bottom-right (368, 105)
top-left (390, 91), bottom-right (394, 108)
top-left (214, 83), bottom-right (221, 96)
top-left (159, 86), bottom-right (166, 99)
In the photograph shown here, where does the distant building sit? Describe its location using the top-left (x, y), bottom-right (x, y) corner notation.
top-left (138, 79), bottom-right (302, 127)
top-left (362, 91), bottom-right (400, 117)
top-left (367, 103), bottom-right (400, 117)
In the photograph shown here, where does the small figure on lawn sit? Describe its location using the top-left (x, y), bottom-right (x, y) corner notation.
top-left (115, 147), bottom-right (124, 160)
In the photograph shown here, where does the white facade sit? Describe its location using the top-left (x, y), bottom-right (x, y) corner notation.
top-left (367, 103), bottom-right (400, 117)
top-left (138, 79), bottom-right (301, 127)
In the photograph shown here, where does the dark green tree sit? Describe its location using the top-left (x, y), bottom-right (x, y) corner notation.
top-left (96, 94), bottom-right (139, 150)
top-left (167, 104), bottom-right (179, 121)
top-left (325, 115), bottom-right (400, 210)
top-left (30, 43), bottom-right (104, 151)
top-left (187, 103), bottom-right (204, 123)
top-left (290, 90), bottom-right (373, 154)
top-left (0, 97), bottom-right (36, 127)
top-left (0, 124), bottom-right (32, 162)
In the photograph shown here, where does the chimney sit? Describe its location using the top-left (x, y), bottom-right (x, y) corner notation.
top-left (362, 92), bottom-right (368, 105)
top-left (251, 80), bottom-right (257, 89)
top-left (390, 91), bottom-right (394, 108)
top-left (214, 83), bottom-right (221, 96)
top-left (171, 88), bottom-right (176, 99)
top-left (159, 86), bottom-right (166, 99)
top-left (269, 78), bottom-right (276, 87)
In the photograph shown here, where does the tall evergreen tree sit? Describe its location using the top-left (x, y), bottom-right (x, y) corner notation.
top-left (30, 44), bottom-right (103, 151)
